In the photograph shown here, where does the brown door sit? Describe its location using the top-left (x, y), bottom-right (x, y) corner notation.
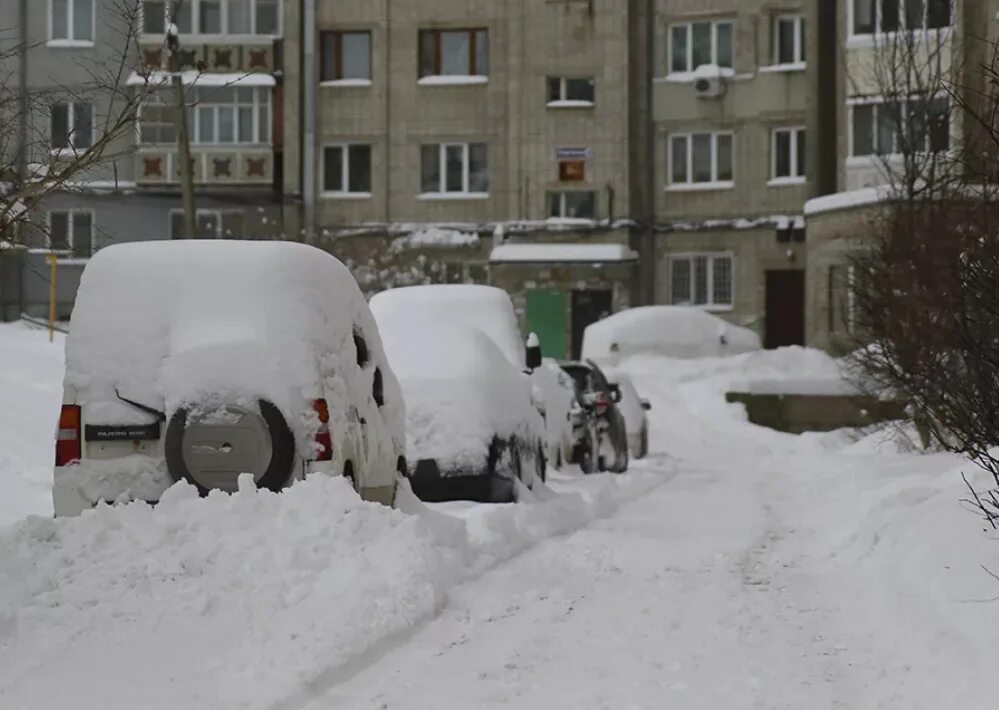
top-left (765, 270), bottom-right (805, 349)
top-left (571, 289), bottom-right (613, 359)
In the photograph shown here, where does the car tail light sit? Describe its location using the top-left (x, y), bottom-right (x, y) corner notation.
top-left (56, 404), bottom-right (82, 466)
top-left (593, 396), bottom-right (609, 415)
top-left (313, 399), bottom-right (333, 461)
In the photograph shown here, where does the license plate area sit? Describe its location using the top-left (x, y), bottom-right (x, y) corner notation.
top-left (84, 423), bottom-right (161, 442)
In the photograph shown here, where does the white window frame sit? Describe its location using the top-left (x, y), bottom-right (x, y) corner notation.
top-left (546, 77), bottom-right (596, 107)
top-left (667, 131), bottom-right (735, 190)
top-left (847, 93), bottom-right (951, 157)
top-left (169, 208), bottom-right (245, 238)
top-left (772, 14), bottom-right (805, 67)
top-left (322, 143), bottom-right (372, 198)
top-left (186, 87), bottom-right (272, 146)
top-left (50, 101), bottom-right (94, 153)
top-left (420, 142), bottom-right (489, 198)
top-left (667, 20), bottom-right (734, 75)
top-left (849, 0), bottom-right (952, 38)
top-left (669, 252), bottom-right (735, 311)
top-left (770, 126), bottom-right (806, 184)
top-left (141, 0), bottom-right (283, 37)
top-left (48, 0), bottom-right (96, 46)
top-left (548, 190), bottom-right (597, 220)
top-left (46, 209), bottom-right (95, 257)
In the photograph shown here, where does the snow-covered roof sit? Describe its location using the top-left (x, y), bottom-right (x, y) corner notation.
top-left (490, 243), bottom-right (638, 263)
top-left (390, 227), bottom-right (480, 252)
top-left (126, 71), bottom-right (276, 87)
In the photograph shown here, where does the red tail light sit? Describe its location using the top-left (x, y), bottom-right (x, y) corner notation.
top-left (56, 405), bottom-right (82, 466)
top-left (313, 399), bottom-right (333, 461)
top-left (594, 396), bottom-right (609, 415)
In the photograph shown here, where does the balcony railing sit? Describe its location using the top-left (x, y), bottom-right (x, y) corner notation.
top-left (137, 146), bottom-right (274, 186)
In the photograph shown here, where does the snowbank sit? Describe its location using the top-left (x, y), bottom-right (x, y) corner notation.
top-left (582, 306), bottom-right (761, 364)
top-left (390, 227), bottom-right (481, 251)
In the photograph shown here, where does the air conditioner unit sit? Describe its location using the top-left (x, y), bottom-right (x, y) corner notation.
top-left (694, 76), bottom-right (725, 99)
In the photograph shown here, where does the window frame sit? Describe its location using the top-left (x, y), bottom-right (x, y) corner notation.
top-left (420, 142), bottom-right (489, 196)
top-left (546, 76), bottom-right (596, 106)
top-left (140, 0), bottom-right (283, 37)
top-left (322, 143), bottom-right (373, 197)
top-left (176, 87), bottom-right (272, 146)
top-left (667, 131), bottom-right (736, 189)
top-left (770, 126), bottom-right (807, 183)
top-left (168, 208), bottom-right (247, 239)
top-left (772, 14), bottom-right (805, 66)
top-left (320, 30), bottom-right (373, 83)
top-left (668, 252), bottom-right (735, 311)
top-left (547, 190), bottom-right (597, 220)
top-left (48, 0), bottom-right (96, 45)
top-left (849, 0), bottom-right (952, 37)
top-left (50, 101), bottom-right (94, 153)
top-left (46, 208), bottom-right (95, 258)
top-left (418, 28), bottom-right (489, 78)
top-left (848, 94), bottom-right (951, 157)
top-left (667, 19), bottom-right (735, 75)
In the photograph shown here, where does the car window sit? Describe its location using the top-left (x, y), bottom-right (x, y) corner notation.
top-left (353, 329), bottom-right (370, 368)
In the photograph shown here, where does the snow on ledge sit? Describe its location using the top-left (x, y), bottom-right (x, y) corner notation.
top-left (417, 75), bottom-right (489, 86)
top-left (320, 78), bottom-right (373, 88)
top-left (391, 227), bottom-right (481, 252)
top-left (759, 62), bottom-right (807, 74)
top-left (804, 186), bottom-right (894, 216)
top-left (546, 99), bottom-right (595, 108)
top-left (490, 243), bottom-right (638, 264)
top-left (126, 71), bottom-right (276, 87)
top-left (418, 192), bottom-right (489, 201)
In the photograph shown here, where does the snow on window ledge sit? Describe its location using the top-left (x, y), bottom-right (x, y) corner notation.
top-left (666, 181), bottom-right (735, 193)
top-left (759, 62), bottom-right (807, 74)
top-left (417, 75), bottom-right (489, 87)
top-left (846, 27), bottom-right (952, 49)
top-left (320, 191), bottom-right (373, 200)
top-left (418, 192), bottom-right (490, 201)
top-left (546, 100), bottom-right (595, 109)
top-left (47, 39), bottom-right (95, 48)
top-left (320, 78), bottom-right (373, 88)
top-left (767, 176), bottom-right (807, 187)
top-left (673, 302), bottom-right (734, 313)
top-left (545, 217), bottom-right (598, 228)
top-left (661, 66), bottom-right (736, 83)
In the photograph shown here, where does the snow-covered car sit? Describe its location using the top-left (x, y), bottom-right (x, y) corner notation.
top-left (370, 284), bottom-right (565, 468)
top-left (559, 360), bottom-right (629, 474)
top-left (53, 241), bottom-right (405, 516)
top-left (604, 368), bottom-right (652, 459)
top-left (370, 298), bottom-right (546, 502)
top-left (531, 359), bottom-right (575, 468)
top-left (582, 306), bottom-right (761, 364)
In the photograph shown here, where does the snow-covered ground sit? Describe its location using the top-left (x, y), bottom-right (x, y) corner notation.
top-left (1, 325), bottom-right (997, 709)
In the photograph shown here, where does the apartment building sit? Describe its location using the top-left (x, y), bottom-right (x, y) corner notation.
top-left (0, 0), bottom-right (285, 318)
top-left (282, 0), bottom-right (647, 358)
top-left (651, 0), bottom-right (821, 349)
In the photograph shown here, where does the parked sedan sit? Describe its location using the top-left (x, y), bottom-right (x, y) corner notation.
top-left (558, 360), bottom-right (629, 474)
top-left (604, 368), bottom-right (652, 459)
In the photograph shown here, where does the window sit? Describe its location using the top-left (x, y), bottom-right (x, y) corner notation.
top-left (852, 0), bottom-right (951, 35)
top-left (548, 191), bottom-right (596, 219)
top-left (419, 29), bottom-right (488, 77)
top-left (142, 0), bottom-right (280, 35)
top-left (670, 254), bottom-right (733, 308)
top-left (772, 127), bottom-right (806, 181)
top-left (773, 15), bottom-right (805, 65)
top-left (669, 20), bottom-right (733, 74)
top-left (420, 143), bottom-right (488, 194)
top-left (141, 89), bottom-right (271, 146)
top-left (48, 210), bottom-right (93, 258)
top-left (138, 94), bottom-right (176, 144)
top-left (669, 132), bottom-right (734, 186)
top-left (50, 0), bottom-right (93, 43)
top-left (851, 96), bottom-right (949, 156)
top-left (320, 31), bottom-right (371, 82)
top-left (50, 102), bottom-right (93, 151)
top-left (547, 77), bottom-right (595, 105)
top-left (323, 144), bottom-right (372, 194)
top-left (169, 209), bottom-right (246, 239)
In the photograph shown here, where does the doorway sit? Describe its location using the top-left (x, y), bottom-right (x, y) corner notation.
top-left (764, 270), bottom-right (805, 349)
top-left (570, 289), bottom-right (613, 359)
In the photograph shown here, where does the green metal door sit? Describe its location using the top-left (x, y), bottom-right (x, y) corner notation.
top-left (526, 289), bottom-right (568, 360)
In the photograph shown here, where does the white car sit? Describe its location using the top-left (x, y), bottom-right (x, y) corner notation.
top-left (582, 306), bottom-right (761, 364)
top-left (604, 368), bottom-right (652, 459)
top-left (370, 296), bottom-right (546, 502)
top-left (532, 359), bottom-right (576, 468)
top-left (53, 240), bottom-right (405, 516)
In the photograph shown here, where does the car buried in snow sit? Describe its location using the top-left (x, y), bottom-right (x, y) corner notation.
top-left (53, 240), bottom-right (406, 516)
top-left (558, 359), bottom-right (630, 474)
top-left (603, 368), bottom-right (652, 459)
top-left (370, 285), bottom-right (548, 503)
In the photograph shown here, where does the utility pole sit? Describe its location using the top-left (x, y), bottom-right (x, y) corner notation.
top-left (167, 0), bottom-right (197, 238)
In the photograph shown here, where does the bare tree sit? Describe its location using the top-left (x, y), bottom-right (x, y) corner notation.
top-left (0, 0), bottom-right (156, 245)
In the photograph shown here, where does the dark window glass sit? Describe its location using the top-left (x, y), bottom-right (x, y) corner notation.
top-left (323, 146), bottom-right (343, 192)
top-left (854, 0), bottom-right (875, 33)
top-left (852, 104), bottom-right (874, 155)
top-left (143, 0), bottom-right (165, 33)
top-left (50, 103), bottom-right (69, 149)
top-left (565, 78), bottom-right (595, 102)
top-left (49, 212), bottom-right (69, 250)
top-left (348, 144), bottom-right (371, 192)
top-left (671, 25), bottom-right (688, 72)
top-left (420, 144), bottom-right (440, 192)
top-left (928, 0), bottom-right (951, 27)
top-left (882, 0), bottom-right (900, 32)
top-left (796, 129), bottom-right (806, 176)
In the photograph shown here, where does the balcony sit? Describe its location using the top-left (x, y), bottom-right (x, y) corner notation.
top-left (138, 37), bottom-right (279, 74)
top-left (136, 146), bottom-right (273, 186)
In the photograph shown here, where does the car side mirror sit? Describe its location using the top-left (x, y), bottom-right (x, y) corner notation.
top-left (641, 399), bottom-right (652, 411)
top-left (525, 332), bottom-right (542, 371)
top-left (609, 384), bottom-right (622, 403)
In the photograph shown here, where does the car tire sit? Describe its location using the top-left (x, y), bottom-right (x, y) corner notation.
top-left (639, 425), bottom-right (649, 459)
top-left (165, 399), bottom-right (295, 496)
top-left (486, 438), bottom-right (516, 503)
top-left (581, 428), bottom-right (600, 474)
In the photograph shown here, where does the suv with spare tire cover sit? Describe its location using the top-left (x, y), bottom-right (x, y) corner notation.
top-left (53, 240), bottom-right (406, 516)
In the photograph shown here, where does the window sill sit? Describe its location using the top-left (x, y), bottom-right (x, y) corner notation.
top-left (661, 67), bottom-right (736, 83)
top-left (320, 79), bottom-right (373, 88)
top-left (418, 192), bottom-right (490, 201)
top-left (759, 62), bottom-right (806, 73)
top-left (546, 217), bottom-right (597, 227)
top-left (320, 192), bottom-right (372, 200)
top-left (546, 100), bottom-right (595, 109)
top-left (666, 181), bottom-right (735, 193)
top-left (139, 33), bottom-right (280, 43)
top-left (767, 176), bottom-right (806, 187)
top-left (47, 40), bottom-right (95, 48)
top-left (846, 27), bottom-right (952, 49)
top-left (417, 75), bottom-right (489, 87)
top-left (674, 303), bottom-right (734, 313)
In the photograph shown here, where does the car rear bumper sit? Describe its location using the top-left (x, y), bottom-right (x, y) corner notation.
top-left (407, 458), bottom-right (498, 503)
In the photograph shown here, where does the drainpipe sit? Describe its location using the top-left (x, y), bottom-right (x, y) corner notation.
top-left (17, 0), bottom-right (27, 186)
top-left (302, 0), bottom-right (317, 240)
top-left (643, 0), bottom-right (656, 306)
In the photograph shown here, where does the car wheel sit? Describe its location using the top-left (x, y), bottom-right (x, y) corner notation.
top-left (165, 399), bottom-right (295, 496)
top-left (639, 425), bottom-right (649, 459)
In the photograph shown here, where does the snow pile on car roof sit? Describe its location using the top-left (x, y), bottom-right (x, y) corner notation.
top-left (582, 306), bottom-right (761, 363)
